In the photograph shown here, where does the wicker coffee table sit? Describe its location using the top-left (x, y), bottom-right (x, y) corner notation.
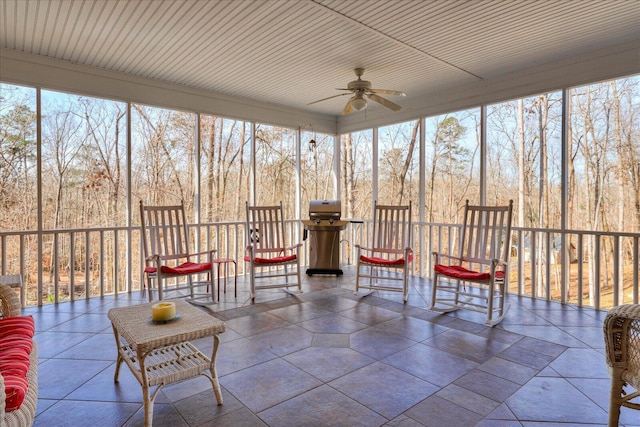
top-left (108, 300), bottom-right (226, 427)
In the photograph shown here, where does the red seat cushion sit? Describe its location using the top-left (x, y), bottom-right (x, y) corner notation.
top-left (434, 264), bottom-right (505, 281)
top-left (360, 255), bottom-right (407, 266)
top-left (244, 254), bottom-right (297, 264)
top-left (144, 261), bottom-right (212, 275)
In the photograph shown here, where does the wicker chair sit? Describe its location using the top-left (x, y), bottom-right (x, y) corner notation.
top-left (0, 283), bottom-right (38, 427)
top-left (604, 304), bottom-right (640, 426)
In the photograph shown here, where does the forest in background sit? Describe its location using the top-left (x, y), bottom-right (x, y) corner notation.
top-left (0, 75), bottom-right (638, 307)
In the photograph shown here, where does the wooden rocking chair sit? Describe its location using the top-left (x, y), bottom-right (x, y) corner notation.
top-left (430, 200), bottom-right (513, 325)
top-left (355, 201), bottom-right (413, 302)
top-left (244, 201), bottom-right (302, 300)
top-left (140, 200), bottom-right (216, 302)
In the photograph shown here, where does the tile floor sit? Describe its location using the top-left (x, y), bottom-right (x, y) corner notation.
top-left (24, 269), bottom-right (637, 426)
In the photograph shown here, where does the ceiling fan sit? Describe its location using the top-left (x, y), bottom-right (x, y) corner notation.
top-left (308, 68), bottom-right (406, 115)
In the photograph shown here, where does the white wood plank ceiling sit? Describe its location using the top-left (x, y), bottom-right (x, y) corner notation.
top-left (1, 0), bottom-right (639, 122)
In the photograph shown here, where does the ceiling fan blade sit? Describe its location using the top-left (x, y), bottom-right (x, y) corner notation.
top-left (341, 99), bottom-right (353, 115)
top-left (367, 93), bottom-right (402, 111)
top-left (307, 93), bottom-right (351, 105)
top-left (369, 89), bottom-right (406, 96)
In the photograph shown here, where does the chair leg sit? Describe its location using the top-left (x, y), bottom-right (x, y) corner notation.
top-left (609, 372), bottom-right (624, 427)
top-left (143, 276), bottom-right (151, 301)
top-left (487, 279), bottom-right (495, 324)
top-left (249, 264), bottom-right (256, 300)
top-left (217, 263), bottom-right (222, 301)
top-left (355, 260), bottom-right (361, 295)
top-left (430, 272), bottom-right (438, 309)
top-left (402, 264), bottom-right (409, 303)
top-left (453, 279), bottom-right (462, 305)
top-left (233, 261), bottom-right (237, 298)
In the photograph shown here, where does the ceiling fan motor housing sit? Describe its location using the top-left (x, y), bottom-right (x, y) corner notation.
top-left (348, 79), bottom-right (372, 91)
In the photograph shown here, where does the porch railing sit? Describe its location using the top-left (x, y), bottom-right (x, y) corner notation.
top-left (1, 221), bottom-right (638, 310)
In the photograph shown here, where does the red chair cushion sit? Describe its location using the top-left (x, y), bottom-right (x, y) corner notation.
top-left (0, 337), bottom-right (33, 353)
top-left (0, 358), bottom-right (30, 376)
top-left (0, 316), bottom-right (34, 412)
top-left (2, 374), bottom-right (28, 412)
top-left (0, 315), bottom-right (35, 338)
top-left (434, 264), bottom-right (505, 281)
top-left (360, 255), bottom-right (406, 266)
top-left (144, 261), bottom-right (212, 275)
top-left (244, 254), bottom-right (297, 264)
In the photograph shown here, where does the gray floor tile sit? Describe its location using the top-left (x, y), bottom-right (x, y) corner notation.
top-left (424, 328), bottom-right (511, 364)
top-left (454, 369), bottom-right (521, 403)
top-left (350, 326), bottom-right (416, 359)
top-left (249, 323), bottom-right (314, 356)
top-left (258, 384), bottom-right (387, 427)
top-left (549, 348), bottom-right (609, 379)
top-left (216, 336), bottom-right (279, 376)
top-left (437, 383), bottom-right (501, 416)
top-left (38, 358), bottom-right (112, 399)
top-left (197, 407), bottom-right (268, 427)
top-left (375, 315), bottom-right (448, 342)
top-left (330, 361), bottom-right (439, 420)
top-left (34, 400), bottom-right (141, 427)
top-left (478, 356), bottom-right (539, 385)
top-left (506, 377), bottom-right (608, 424)
top-left (223, 311), bottom-right (290, 337)
top-left (221, 358), bottom-right (322, 413)
top-left (383, 342), bottom-right (478, 387)
top-left (284, 346), bottom-right (375, 382)
top-left (299, 313), bottom-right (368, 333)
top-left (405, 394), bottom-right (484, 427)
top-left (339, 303), bottom-right (402, 325)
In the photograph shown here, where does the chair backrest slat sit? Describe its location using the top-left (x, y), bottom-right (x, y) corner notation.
top-left (246, 201), bottom-right (287, 252)
top-left (371, 201), bottom-right (412, 255)
top-left (458, 200), bottom-right (513, 266)
top-left (140, 201), bottom-right (191, 262)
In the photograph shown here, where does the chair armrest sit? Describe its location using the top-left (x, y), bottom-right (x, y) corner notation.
top-left (281, 243), bottom-right (303, 252)
top-left (0, 284), bottom-right (21, 318)
top-left (604, 304), bottom-right (640, 370)
top-left (149, 249), bottom-right (217, 263)
top-left (354, 244), bottom-right (373, 255)
top-left (432, 252), bottom-right (461, 264)
top-left (356, 246), bottom-right (410, 258)
top-left (252, 245), bottom-right (301, 255)
top-left (190, 249), bottom-right (217, 257)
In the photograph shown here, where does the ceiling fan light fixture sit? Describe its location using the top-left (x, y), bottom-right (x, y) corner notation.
top-left (350, 95), bottom-right (367, 111)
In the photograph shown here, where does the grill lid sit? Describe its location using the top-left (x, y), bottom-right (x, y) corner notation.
top-left (309, 200), bottom-right (341, 220)
top-left (309, 200), bottom-right (341, 222)
top-left (304, 199), bottom-right (347, 230)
